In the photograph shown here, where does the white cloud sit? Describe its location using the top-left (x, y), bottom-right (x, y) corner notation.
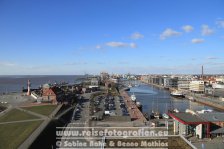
top-left (201, 25), bottom-right (214, 36)
top-left (216, 20), bottom-right (224, 28)
top-left (182, 25), bottom-right (194, 32)
top-left (106, 42), bottom-right (127, 47)
top-left (106, 42), bottom-right (137, 48)
top-left (130, 43), bottom-right (137, 48)
top-left (160, 28), bottom-right (181, 40)
top-left (130, 32), bottom-right (144, 39)
top-left (191, 38), bottom-right (204, 44)
top-left (95, 45), bottom-right (102, 49)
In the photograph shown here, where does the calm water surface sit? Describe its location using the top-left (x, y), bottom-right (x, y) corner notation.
top-left (128, 84), bottom-right (216, 114)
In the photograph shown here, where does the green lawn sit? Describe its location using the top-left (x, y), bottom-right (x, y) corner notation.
top-left (0, 120), bottom-right (42, 149)
top-left (0, 109), bottom-right (38, 123)
top-left (22, 105), bottom-right (57, 116)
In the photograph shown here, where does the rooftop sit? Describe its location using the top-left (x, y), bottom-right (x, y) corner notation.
top-left (198, 112), bottom-right (224, 122)
top-left (169, 112), bottom-right (207, 124)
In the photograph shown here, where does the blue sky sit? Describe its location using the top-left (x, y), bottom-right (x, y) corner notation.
top-left (0, 0), bottom-right (224, 75)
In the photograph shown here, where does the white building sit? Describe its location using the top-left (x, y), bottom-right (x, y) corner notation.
top-left (178, 77), bottom-right (191, 90)
top-left (216, 76), bottom-right (224, 83)
top-left (189, 81), bottom-right (204, 93)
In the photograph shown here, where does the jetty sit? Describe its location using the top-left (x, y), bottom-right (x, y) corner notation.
top-left (121, 91), bottom-right (147, 122)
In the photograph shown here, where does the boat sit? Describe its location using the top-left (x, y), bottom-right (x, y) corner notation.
top-left (162, 113), bottom-right (169, 119)
top-left (154, 112), bottom-right (162, 119)
top-left (162, 103), bottom-right (169, 119)
top-left (188, 96), bottom-right (196, 102)
top-left (170, 90), bottom-right (185, 98)
top-left (185, 109), bottom-right (196, 115)
top-left (136, 101), bottom-right (142, 111)
top-left (173, 108), bottom-right (179, 113)
top-left (150, 97), bottom-right (162, 119)
top-left (128, 84), bottom-right (133, 88)
top-left (130, 93), bottom-right (136, 102)
top-left (197, 109), bottom-right (213, 114)
top-left (150, 111), bottom-right (155, 119)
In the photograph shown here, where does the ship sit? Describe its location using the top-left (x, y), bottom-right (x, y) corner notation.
top-left (170, 90), bottom-right (185, 98)
top-left (130, 93), bottom-right (136, 102)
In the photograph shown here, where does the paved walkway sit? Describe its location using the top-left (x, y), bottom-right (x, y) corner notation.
top-left (0, 119), bottom-right (43, 125)
top-left (16, 107), bottom-right (48, 119)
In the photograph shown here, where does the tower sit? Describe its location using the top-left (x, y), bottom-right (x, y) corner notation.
top-left (201, 65), bottom-right (204, 80)
top-left (27, 80), bottom-right (31, 96)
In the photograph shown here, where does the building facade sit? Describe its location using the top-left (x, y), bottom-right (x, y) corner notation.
top-left (178, 77), bottom-right (191, 90)
top-left (189, 81), bottom-right (205, 93)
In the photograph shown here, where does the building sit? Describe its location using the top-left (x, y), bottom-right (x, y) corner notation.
top-left (90, 77), bottom-right (99, 86)
top-left (178, 77), bottom-right (191, 90)
top-left (199, 112), bottom-right (224, 128)
top-left (169, 112), bottom-right (210, 138)
top-left (215, 76), bottom-right (224, 83)
top-left (42, 84), bottom-right (64, 104)
top-left (100, 72), bottom-right (109, 82)
top-left (169, 112), bottom-right (224, 138)
top-left (189, 81), bottom-right (204, 93)
top-left (204, 83), bottom-right (224, 97)
top-left (163, 77), bottom-right (178, 88)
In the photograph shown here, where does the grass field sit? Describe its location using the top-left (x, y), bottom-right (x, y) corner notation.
top-left (0, 109), bottom-right (38, 122)
top-left (0, 120), bottom-right (42, 149)
top-left (22, 105), bottom-right (57, 116)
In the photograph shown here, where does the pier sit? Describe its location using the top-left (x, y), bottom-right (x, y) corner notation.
top-left (121, 91), bottom-right (147, 122)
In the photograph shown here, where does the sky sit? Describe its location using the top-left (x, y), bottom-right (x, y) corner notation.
top-left (0, 0), bottom-right (224, 75)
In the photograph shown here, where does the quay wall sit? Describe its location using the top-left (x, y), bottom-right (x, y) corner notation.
top-left (121, 89), bottom-right (147, 122)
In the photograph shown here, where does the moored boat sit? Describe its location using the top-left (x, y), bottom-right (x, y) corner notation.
top-left (162, 113), bottom-right (169, 119)
top-left (154, 112), bottom-right (162, 119)
top-left (170, 90), bottom-right (185, 98)
top-left (197, 109), bottom-right (213, 114)
top-left (173, 108), bottom-right (179, 113)
top-left (136, 101), bottom-right (142, 111)
top-left (130, 93), bottom-right (136, 102)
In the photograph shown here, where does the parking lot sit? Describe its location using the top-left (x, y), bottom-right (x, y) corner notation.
top-left (90, 95), bottom-right (130, 120)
